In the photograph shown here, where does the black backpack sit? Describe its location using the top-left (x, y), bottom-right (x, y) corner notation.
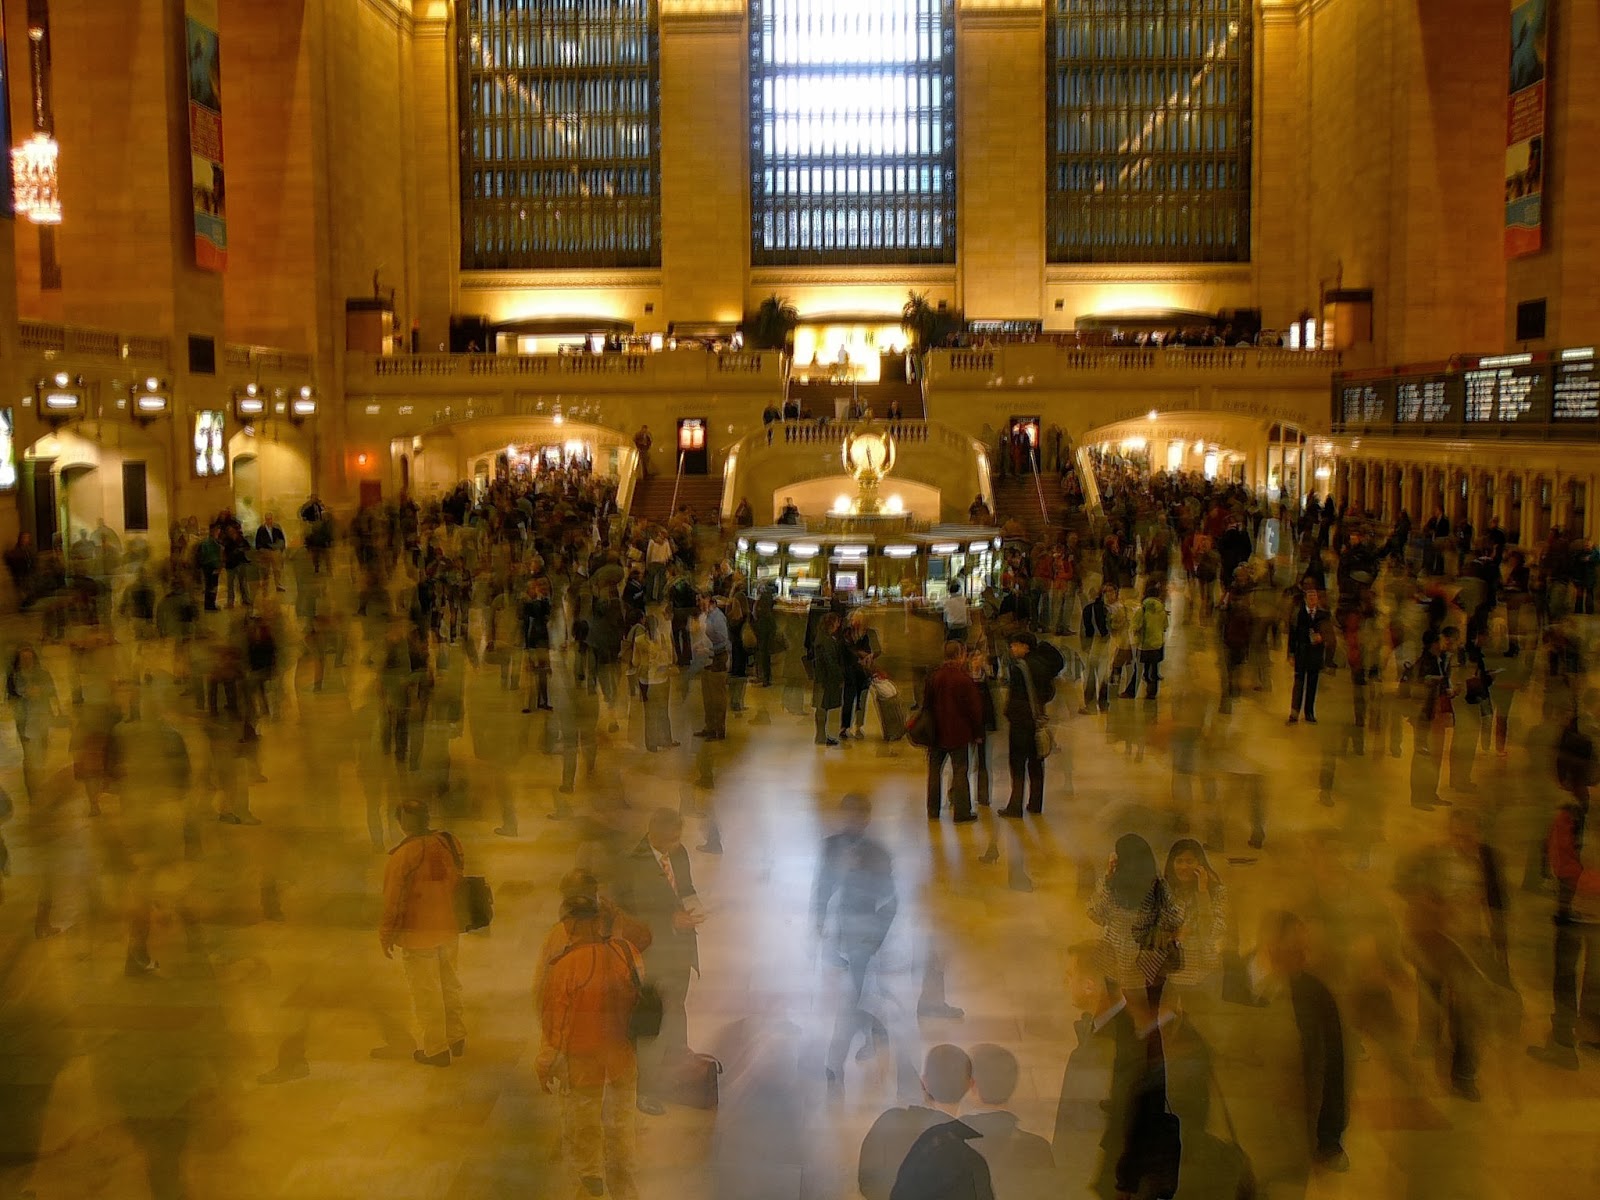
top-left (1032, 639), bottom-right (1066, 682)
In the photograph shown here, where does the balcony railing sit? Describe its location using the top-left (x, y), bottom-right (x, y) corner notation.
top-left (18, 320), bottom-right (171, 364)
top-left (931, 343), bottom-right (1343, 384)
top-left (226, 343), bottom-right (314, 376)
top-left (351, 349), bottom-right (783, 392)
top-left (780, 419), bottom-right (930, 446)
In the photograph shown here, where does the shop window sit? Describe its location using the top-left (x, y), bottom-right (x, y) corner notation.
top-left (749, 0), bottom-right (957, 265)
top-left (1047, 0), bottom-right (1253, 263)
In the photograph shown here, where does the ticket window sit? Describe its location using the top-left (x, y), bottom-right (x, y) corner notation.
top-left (677, 418), bottom-right (708, 475)
top-left (1532, 479), bottom-right (1553, 544)
top-left (1509, 478), bottom-right (1525, 542)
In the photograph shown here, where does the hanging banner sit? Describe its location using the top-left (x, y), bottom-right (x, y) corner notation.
top-left (1505, 0), bottom-right (1548, 259)
top-left (185, 0), bottom-right (226, 270)
top-left (0, 0), bottom-right (11, 219)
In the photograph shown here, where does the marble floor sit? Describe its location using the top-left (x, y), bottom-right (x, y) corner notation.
top-left (0, 577), bottom-right (1597, 1200)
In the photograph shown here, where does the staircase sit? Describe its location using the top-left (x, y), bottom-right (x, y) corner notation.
top-left (630, 473), bottom-right (724, 529)
top-left (991, 473), bottom-right (1087, 544)
top-left (786, 379), bottom-right (925, 421)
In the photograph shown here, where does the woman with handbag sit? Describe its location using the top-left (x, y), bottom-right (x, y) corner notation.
top-left (1089, 833), bottom-right (1185, 1011)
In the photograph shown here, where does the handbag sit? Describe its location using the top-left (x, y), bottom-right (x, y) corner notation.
top-left (741, 624), bottom-right (758, 652)
top-left (436, 832), bottom-right (495, 932)
top-left (906, 704), bottom-right (936, 748)
top-left (1018, 665), bottom-right (1055, 758)
top-left (608, 940), bottom-right (664, 1041)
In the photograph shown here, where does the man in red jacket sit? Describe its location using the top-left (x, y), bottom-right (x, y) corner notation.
top-left (924, 641), bottom-right (985, 822)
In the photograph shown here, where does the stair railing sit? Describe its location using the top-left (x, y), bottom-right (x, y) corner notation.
top-left (669, 450), bottom-right (686, 517)
top-left (1028, 442), bottom-right (1050, 534)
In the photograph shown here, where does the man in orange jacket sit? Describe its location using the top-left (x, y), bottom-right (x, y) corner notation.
top-left (379, 799), bottom-right (466, 1067)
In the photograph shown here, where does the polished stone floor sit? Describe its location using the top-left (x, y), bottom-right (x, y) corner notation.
top-left (0, 565), bottom-right (1597, 1200)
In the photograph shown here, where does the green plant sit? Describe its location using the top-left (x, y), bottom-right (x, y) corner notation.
top-left (901, 290), bottom-right (960, 354)
top-left (748, 294), bottom-right (799, 351)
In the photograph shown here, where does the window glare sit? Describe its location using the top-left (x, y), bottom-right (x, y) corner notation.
top-left (750, 0), bottom-right (957, 265)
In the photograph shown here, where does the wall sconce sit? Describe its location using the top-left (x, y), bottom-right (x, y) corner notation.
top-left (133, 376), bottom-right (170, 424)
top-left (36, 371), bottom-right (83, 424)
top-left (233, 381), bottom-right (266, 422)
top-left (290, 384), bottom-right (318, 422)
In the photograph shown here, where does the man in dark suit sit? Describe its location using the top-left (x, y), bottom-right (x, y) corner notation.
top-left (965, 1044), bottom-right (1054, 1199)
top-left (924, 640), bottom-right (984, 821)
top-left (614, 807), bottom-right (704, 1114)
top-left (859, 1044), bottom-right (994, 1200)
top-left (1286, 582), bottom-right (1331, 724)
top-left (999, 633), bottom-right (1050, 817)
top-left (1053, 942), bottom-right (1149, 1199)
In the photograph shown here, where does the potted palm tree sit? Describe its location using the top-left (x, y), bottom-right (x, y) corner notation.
top-left (748, 294), bottom-right (799, 352)
top-left (901, 290), bottom-right (960, 379)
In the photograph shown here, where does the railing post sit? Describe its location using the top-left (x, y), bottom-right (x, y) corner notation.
top-left (669, 450), bottom-right (686, 516)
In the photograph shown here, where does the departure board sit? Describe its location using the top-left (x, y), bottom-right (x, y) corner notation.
top-left (1463, 365), bottom-right (1545, 423)
top-left (1396, 379), bottom-right (1451, 423)
top-left (1340, 382), bottom-right (1388, 424)
top-left (1553, 356), bottom-right (1600, 419)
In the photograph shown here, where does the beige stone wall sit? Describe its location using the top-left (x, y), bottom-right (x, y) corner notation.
top-left (958, 7), bottom-right (1045, 321)
top-left (1505, 0), bottom-right (1600, 348)
top-left (220, 0), bottom-right (318, 352)
top-left (1300, 0), bottom-right (1505, 363)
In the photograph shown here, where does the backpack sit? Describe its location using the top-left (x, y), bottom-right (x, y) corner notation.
top-left (1032, 639), bottom-right (1066, 682)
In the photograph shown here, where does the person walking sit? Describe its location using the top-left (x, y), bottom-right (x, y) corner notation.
top-left (814, 794), bottom-right (899, 1087)
top-left (695, 593), bottom-right (730, 740)
top-left (998, 632), bottom-right (1049, 818)
top-left (378, 799), bottom-right (467, 1067)
top-left (254, 513), bottom-right (288, 592)
top-left (535, 870), bottom-right (650, 1200)
top-left (614, 808), bottom-right (705, 1114)
top-left (811, 612), bottom-right (846, 746)
top-left (1079, 579), bottom-right (1113, 713)
top-left (923, 641), bottom-right (983, 822)
top-left (1287, 582), bottom-right (1332, 724)
top-left (1122, 582), bottom-right (1168, 701)
top-left (1528, 712), bottom-right (1600, 1070)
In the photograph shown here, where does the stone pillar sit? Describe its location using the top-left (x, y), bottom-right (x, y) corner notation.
top-left (660, 3), bottom-right (746, 325)
top-left (958, 3), bottom-right (1046, 320)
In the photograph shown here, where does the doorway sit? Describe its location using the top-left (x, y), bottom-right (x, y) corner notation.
top-left (233, 453), bottom-right (261, 533)
top-left (677, 418), bottom-right (708, 475)
top-left (359, 479), bottom-right (383, 510)
top-left (1004, 416), bottom-right (1041, 477)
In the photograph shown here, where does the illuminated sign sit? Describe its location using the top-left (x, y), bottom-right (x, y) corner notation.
top-left (194, 409), bottom-right (226, 476)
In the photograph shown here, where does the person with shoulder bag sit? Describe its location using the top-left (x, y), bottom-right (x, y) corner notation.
top-left (378, 799), bottom-right (468, 1068)
top-left (536, 870), bottom-right (650, 1200)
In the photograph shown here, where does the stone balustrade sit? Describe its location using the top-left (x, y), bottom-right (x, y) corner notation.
top-left (18, 320), bottom-right (172, 364)
top-left (352, 348), bottom-right (783, 393)
top-left (929, 342), bottom-right (1344, 386)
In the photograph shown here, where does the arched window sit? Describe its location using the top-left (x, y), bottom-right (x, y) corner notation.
top-left (457, 0), bottom-right (661, 269)
top-left (749, 0), bottom-right (956, 265)
top-left (1047, 0), bottom-right (1252, 263)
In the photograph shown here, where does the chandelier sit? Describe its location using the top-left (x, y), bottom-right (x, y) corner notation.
top-left (12, 133), bottom-right (61, 224)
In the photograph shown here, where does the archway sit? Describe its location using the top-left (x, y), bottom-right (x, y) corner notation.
top-left (228, 430), bottom-right (312, 534)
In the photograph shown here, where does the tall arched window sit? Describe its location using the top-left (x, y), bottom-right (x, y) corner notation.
top-left (749, 0), bottom-right (956, 266)
top-left (457, 0), bottom-right (661, 269)
top-left (1047, 0), bottom-right (1252, 263)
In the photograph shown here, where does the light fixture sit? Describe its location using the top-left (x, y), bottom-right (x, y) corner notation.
top-left (968, 541), bottom-right (989, 553)
top-left (737, 538), bottom-right (749, 552)
top-left (11, 133), bottom-right (61, 225)
top-left (789, 542), bottom-right (819, 558)
top-left (832, 494), bottom-right (852, 514)
top-left (930, 542), bottom-right (960, 555)
top-left (649, 333), bottom-right (664, 352)
top-left (133, 386), bottom-right (169, 422)
top-left (234, 382), bottom-right (265, 421)
top-left (1192, 439), bottom-right (1206, 454)
top-left (589, 334), bottom-right (605, 354)
top-left (52, 371), bottom-right (68, 387)
top-left (37, 375), bottom-right (82, 423)
top-left (290, 385), bottom-right (317, 421)
top-left (357, 452), bottom-right (370, 467)
top-left (754, 541), bottom-right (779, 555)
top-left (835, 545), bottom-right (868, 558)
top-left (884, 544), bottom-right (917, 558)
top-left (1147, 409), bottom-right (1159, 421)
top-left (885, 494), bottom-right (904, 514)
